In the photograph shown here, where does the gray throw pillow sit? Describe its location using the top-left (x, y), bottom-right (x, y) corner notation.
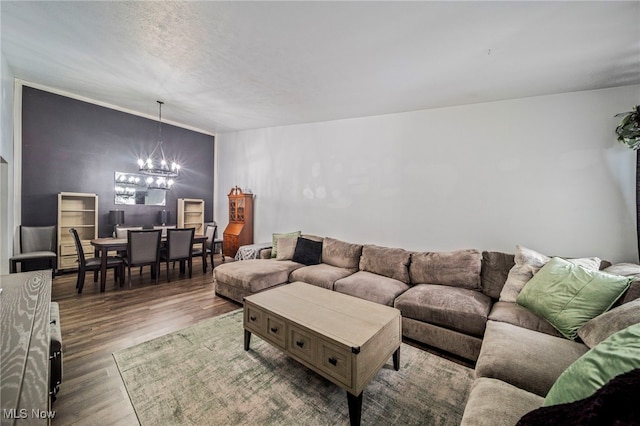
top-left (276, 237), bottom-right (298, 261)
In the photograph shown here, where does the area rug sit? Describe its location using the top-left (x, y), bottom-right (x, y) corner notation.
top-left (114, 310), bottom-right (473, 425)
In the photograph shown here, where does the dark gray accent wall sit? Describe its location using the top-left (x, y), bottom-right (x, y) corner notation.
top-left (22, 87), bottom-right (214, 237)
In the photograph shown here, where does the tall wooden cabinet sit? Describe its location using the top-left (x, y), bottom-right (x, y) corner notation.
top-left (57, 192), bottom-right (98, 271)
top-left (223, 187), bottom-right (254, 258)
top-left (177, 198), bottom-right (205, 235)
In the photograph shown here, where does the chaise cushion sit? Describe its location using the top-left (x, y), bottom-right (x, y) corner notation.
top-left (334, 271), bottom-right (409, 306)
top-left (410, 249), bottom-right (482, 290)
top-left (481, 251), bottom-right (515, 299)
top-left (394, 284), bottom-right (492, 337)
top-left (460, 378), bottom-right (543, 426)
top-left (289, 263), bottom-right (354, 290)
top-left (214, 259), bottom-right (303, 294)
top-left (488, 301), bottom-right (563, 337)
top-left (321, 237), bottom-right (362, 271)
top-left (475, 320), bottom-right (589, 396)
top-left (359, 244), bottom-right (411, 283)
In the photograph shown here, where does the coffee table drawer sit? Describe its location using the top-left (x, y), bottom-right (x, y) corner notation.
top-left (317, 339), bottom-right (352, 387)
top-left (245, 305), bottom-right (266, 334)
top-left (265, 315), bottom-right (285, 349)
top-left (287, 325), bottom-right (316, 364)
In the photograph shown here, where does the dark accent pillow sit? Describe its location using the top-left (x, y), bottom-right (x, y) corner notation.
top-left (292, 237), bottom-right (323, 266)
top-left (516, 369), bottom-right (640, 426)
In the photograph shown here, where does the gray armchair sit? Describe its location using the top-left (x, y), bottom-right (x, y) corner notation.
top-left (9, 225), bottom-right (57, 277)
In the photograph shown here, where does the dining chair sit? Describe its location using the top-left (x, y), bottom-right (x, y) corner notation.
top-left (192, 224), bottom-right (216, 272)
top-left (124, 229), bottom-right (162, 288)
top-left (161, 228), bottom-right (195, 282)
top-left (212, 224), bottom-right (224, 261)
top-left (9, 225), bottom-right (57, 278)
top-left (69, 228), bottom-right (124, 294)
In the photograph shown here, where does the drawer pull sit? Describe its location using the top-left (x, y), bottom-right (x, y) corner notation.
top-left (270, 327), bottom-right (279, 333)
top-left (328, 357), bottom-right (338, 366)
top-left (296, 340), bottom-right (305, 348)
top-left (250, 316), bottom-right (257, 322)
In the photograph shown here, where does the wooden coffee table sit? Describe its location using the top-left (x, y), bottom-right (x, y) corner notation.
top-left (243, 281), bottom-right (401, 426)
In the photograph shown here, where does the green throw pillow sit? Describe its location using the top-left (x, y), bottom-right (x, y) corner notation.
top-left (543, 322), bottom-right (640, 406)
top-left (516, 257), bottom-right (630, 340)
top-left (270, 231), bottom-right (301, 258)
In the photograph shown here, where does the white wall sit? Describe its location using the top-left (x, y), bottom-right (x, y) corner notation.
top-left (216, 85), bottom-right (640, 263)
top-left (0, 52), bottom-right (15, 274)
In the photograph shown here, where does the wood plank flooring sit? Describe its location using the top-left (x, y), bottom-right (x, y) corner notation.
top-left (50, 256), bottom-right (239, 426)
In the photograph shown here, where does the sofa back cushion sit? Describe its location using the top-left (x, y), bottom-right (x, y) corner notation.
top-left (322, 237), bottom-right (363, 271)
top-left (359, 244), bottom-right (411, 283)
top-left (410, 249), bottom-right (482, 290)
top-left (481, 251), bottom-right (515, 299)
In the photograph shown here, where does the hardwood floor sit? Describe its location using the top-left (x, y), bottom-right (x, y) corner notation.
top-left (50, 255), bottom-right (239, 426)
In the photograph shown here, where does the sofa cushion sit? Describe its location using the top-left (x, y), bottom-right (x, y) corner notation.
top-left (544, 323), bottom-right (640, 406)
top-left (289, 263), bottom-right (354, 290)
top-left (276, 237), bottom-right (298, 261)
top-left (321, 237), bottom-right (363, 271)
top-left (394, 284), bottom-right (492, 337)
top-left (409, 249), bottom-right (482, 290)
top-left (270, 230), bottom-right (301, 258)
top-left (488, 301), bottom-right (563, 337)
top-left (334, 271), bottom-right (409, 306)
top-left (359, 244), bottom-right (411, 283)
top-left (292, 237), bottom-right (323, 266)
top-left (213, 259), bottom-right (303, 293)
top-left (499, 245), bottom-right (601, 303)
top-left (516, 257), bottom-right (630, 340)
top-left (481, 251), bottom-right (514, 299)
top-left (603, 263), bottom-right (640, 305)
top-left (578, 298), bottom-right (640, 348)
top-left (460, 378), bottom-right (543, 426)
top-left (475, 320), bottom-right (589, 396)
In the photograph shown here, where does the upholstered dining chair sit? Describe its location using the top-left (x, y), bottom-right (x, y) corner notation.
top-left (192, 224), bottom-right (216, 272)
top-left (9, 225), bottom-right (57, 278)
top-left (161, 228), bottom-right (195, 282)
top-left (124, 229), bottom-right (162, 288)
top-left (69, 228), bottom-right (124, 294)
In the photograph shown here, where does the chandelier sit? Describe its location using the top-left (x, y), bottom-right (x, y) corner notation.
top-left (137, 101), bottom-right (180, 189)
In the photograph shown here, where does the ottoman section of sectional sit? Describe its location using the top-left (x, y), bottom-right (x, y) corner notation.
top-left (214, 259), bottom-right (303, 303)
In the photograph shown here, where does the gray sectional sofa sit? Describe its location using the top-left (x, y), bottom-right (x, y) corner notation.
top-left (213, 235), bottom-right (640, 424)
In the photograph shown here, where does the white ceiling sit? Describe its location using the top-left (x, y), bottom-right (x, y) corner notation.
top-left (2, 1), bottom-right (639, 135)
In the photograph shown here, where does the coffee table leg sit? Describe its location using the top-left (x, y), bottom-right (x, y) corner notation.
top-left (393, 346), bottom-right (400, 371)
top-left (244, 330), bottom-right (252, 351)
top-left (347, 391), bottom-right (362, 426)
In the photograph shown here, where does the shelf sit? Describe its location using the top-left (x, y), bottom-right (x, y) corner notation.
top-left (58, 192), bottom-right (98, 271)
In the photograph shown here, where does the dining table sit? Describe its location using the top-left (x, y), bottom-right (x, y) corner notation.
top-left (90, 234), bottom-right (208, 292)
